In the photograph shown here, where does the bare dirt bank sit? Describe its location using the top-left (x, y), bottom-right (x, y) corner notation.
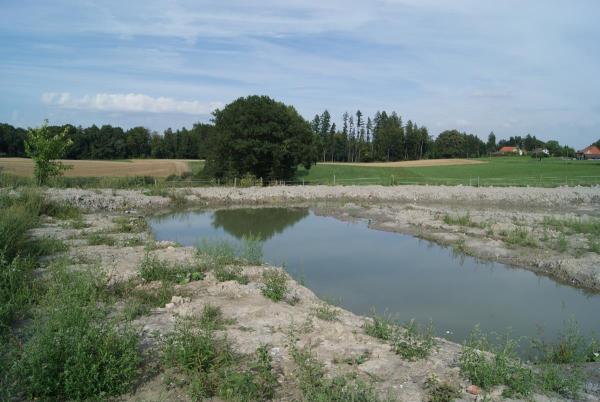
top-left (32, 210), bottom-right (600, 401)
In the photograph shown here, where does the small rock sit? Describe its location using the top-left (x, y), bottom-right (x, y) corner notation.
top-left (466, 384), bottom-right (481, 395)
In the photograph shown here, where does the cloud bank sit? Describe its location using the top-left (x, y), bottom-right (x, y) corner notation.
top-left (41, 92), bottom-right (222, 115)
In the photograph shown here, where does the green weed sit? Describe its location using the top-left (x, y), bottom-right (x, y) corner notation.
top-left (313, 301), bottom-right (340, 321)
top-left (290, 344), bottom-right (386, 402)
top-left (87, 233), bottom-right (117, 246)
top-left (138, 253), bottom-right (205, 284)
top-left (425, 373), bottom-right (460, 402)
top-left (13, 264), bottom-right (142, 400)
top-left (392, 319), bottom-right (437, 361)
top-left (240, 234), bottom-right (264, 264)
top-left (162, 317), bottom-right (277, 401)
top-left (364, 310), bottom-right (396, 341)
top-left (262, 269), bottom-right (287, 302)
top-left (443, 213), bottom-right (478, 227)
top-left (504, 227), bottom-right (537, 248)
top-left (459, 326), bottom-right (533, 398)
top-left (113, 216), bottom-right (148, 233)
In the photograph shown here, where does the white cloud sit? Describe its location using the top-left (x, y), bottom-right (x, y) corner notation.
top-left (41, 92), bottom-right (222, 115)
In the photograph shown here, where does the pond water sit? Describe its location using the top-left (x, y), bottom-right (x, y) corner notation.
top-left (150, 207), bottom-right (600, 346)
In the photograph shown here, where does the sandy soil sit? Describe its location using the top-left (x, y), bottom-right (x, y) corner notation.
top-left (0, 157), bottom-right (193, 177)
top-left (318, 159), bottom-right (486, 167)
top-left (31, 211), bottom-right (599, 401)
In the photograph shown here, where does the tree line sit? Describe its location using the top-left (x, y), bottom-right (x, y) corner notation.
top-left (0, 112), bottom-right (588, 162)
top-left (0, 122), bottom-right (214, 160)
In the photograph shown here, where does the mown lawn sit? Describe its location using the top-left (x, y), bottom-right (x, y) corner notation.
top-left (297, 157), bottom-right (600, 186)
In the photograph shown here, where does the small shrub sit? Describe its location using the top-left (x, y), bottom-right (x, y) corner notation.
top-left (554, 234), bottom-right (569, 253)
top-left (392, 320), bottom-right (437, 361)
top-left (122, 281), bottom-right (175, 320)
top-left (42, 201), bottom-right (82, 221)
top-left (443, 213), bottom-right (475, 227)
top-left (530, 320), bottom-right (592, 364)
top-left (197, 238), bottom-right (238, 267)
top-left (262, 269), bottom-right (287, 302)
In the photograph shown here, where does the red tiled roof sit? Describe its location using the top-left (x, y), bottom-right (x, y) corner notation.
top-left (499, 146), bottom-right (517, 152)
top-left (579, 145), bottom-right (600, 155)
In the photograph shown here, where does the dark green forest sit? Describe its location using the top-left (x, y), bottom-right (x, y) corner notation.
top-left (0, 106), bottom-right (586, 163)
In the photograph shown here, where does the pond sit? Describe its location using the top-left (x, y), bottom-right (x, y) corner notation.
top-left (150, 207), bottom-right (600, 346)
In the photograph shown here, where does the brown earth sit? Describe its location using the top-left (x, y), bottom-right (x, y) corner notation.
top-left (0, 157), bottom-right (193, 177)
top-left (318, 159), bottom-right (486, 168)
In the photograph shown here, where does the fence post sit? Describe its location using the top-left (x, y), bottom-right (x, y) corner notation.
top-left (302, 179), bottom-right (304, 186)
top-left (333, 175), bottom-right (336, 186)
top-left (234, 177), bottom-right (237, 187)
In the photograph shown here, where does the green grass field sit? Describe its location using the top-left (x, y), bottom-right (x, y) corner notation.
top-left (297, 157), bottom-right (600, 187)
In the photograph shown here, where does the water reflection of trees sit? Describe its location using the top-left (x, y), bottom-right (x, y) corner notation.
top-left (211, 208), bottom-right (309, 241)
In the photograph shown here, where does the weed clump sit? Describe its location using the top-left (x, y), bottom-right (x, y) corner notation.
top-left (13, 264), bottom-right (142, 400)
top-left (459, 326), bottom-right (534, 398)
top-left (425, 373), bottom-right (460, 402)
top-left (138, 253), bottom-right (205, 284)
top-left (290, 343), bottom-right (385, 402)
top-left (262, 269), bottom-right (287, 302)
top-left (504, 227), bottom-right (537, 248)
top-left (313, 301), bottom-right (340, 321)
top-left (87, 233), bottom-right (117, 246)
top-left (392, 320), bottom-right (437, 361)
top-left (113, 216), bottom-right (148, 233)
top-left (162, 316), bottom-right (277, 401)
top-left (364, 310), bottom-right (396, 341)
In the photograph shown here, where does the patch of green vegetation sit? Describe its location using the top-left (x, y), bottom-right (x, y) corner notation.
top-left (11, 263), bottom-right (142, 400)
top-left (363, 310), bottom-right (396, 341)
top-left (299, 157), bottom-right (600, 187)
top-left (0, 255), bottom-right (36, 334)
top-left (138, 253), bottom-right (205, 284)
top-left (425, 373), bottom-right (461, 402)
top-left (392, 320), bottom-right (437, 361)
top-left (87, 232), bottom-right (117, 246)
top-left (442, 213), bottom-right (480, 228)
top-left (28, 236), bottom-right (69, 256)
top-left (262, 269), bottom-right (287, 302)
top-left (42, 200), bottom-right (82, 221)
top-left (313, 301), bottom-right (340, 321)
top-left (536, 364), bottom-right (583, 398)
top-left (459, 326), bottom-right (534, 398)
top-left (333, 350), bottom-right (371, 366)
top-left (121, 281), bottom-right (175, 320)
top-left (543, 216), bottom-right (600, 236)
top-left (61, 216), bottom-right (90, 229)
top-left (197, 238), bottom-right (250, 284)
top-left (530, 320), bottom-right (597, 364)
top-left (503, 227), bottom-right (537, 248)
top-left (113, 215), bottom-right (149, 233)
top-left (162, 317), bottom-right (277, 401)
top-left (240, 234), bottom-right (264, 264)
top-left (290, 343), bottom-right (387, 402)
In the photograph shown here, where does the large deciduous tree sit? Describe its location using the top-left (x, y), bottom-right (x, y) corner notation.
top-left (204, 95), bottom-right (317, 181)
top-left (25, 120), bottom-right (73, 185)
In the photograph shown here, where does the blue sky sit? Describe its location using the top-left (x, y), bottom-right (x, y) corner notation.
top-left (1, 0), bottom-right (599, 148)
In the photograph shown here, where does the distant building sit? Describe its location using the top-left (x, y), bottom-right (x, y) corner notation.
top-left (531, 148), bottom-right (549, 157)
top-left (576, 145), bottom-right (600, 160)
top-left (498, 146), bottom-right (524, 156)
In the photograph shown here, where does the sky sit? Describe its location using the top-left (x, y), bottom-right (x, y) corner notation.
top-left (1, 0), bottom-right (599, 148)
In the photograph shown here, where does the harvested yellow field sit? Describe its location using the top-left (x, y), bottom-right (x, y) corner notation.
top-left (0, 158), bottom-right (194, 177)
top-left (318, 159), bottom-right (486, 168)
